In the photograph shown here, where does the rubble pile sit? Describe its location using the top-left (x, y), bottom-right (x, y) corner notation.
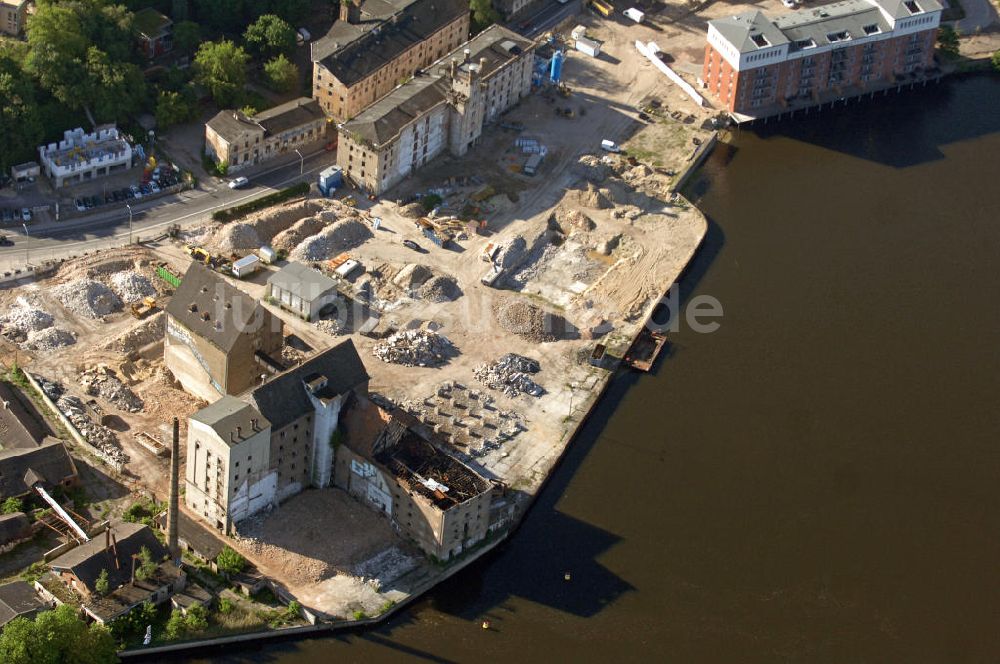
top-left (109, 271), bottom-right (156, 303)
top-left (102, 312), bottom-right (165, 354)
top-left (214, 222), bottom-right (262, 252)
top-left (474, 353), bottom-right (544, 397)
top-left (37, 377), bottom-right (129, 466)
top-left (372, 329), bottom-right (456, 367)
top-left (0, 297), bottom-right (54, 340)
top-left (80, 365), bottom-right (144, 413)
top-left (574, 154), bottom-right (610, 182)
top-left (392, 263), bottom-right (433, 290)
top-left (495, 235), bottom-right (527, 269)
top-left (53, 279), bottom-right (122, 319)
top-left (84, 258), bottom-right (134, 278)
top-left (399, 202), bottom-right (425, 218)
top-left (418, 275), bottom-right (462, 302)
top-left (290, 218), bottom-right (373, 261)
top-left (612, 205), bottom-right (644, 221)
top-left (492, 298), bottom-right (557, 342)
top-left (569, 183), bottom-right (614, 209)
top-left (280, 346), bottom-right (304, 366)
top-left (271, 216), bottom-right (327, 252)
top-left (555, 207), bottom-right (595, 232)
top-left (314, 319), bottom-right (343, 336)
top-left (24, 327), bottom-right (77, 351)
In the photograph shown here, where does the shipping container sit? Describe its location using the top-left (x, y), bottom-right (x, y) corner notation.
top-left (576, 37), bottom-right (602, 58)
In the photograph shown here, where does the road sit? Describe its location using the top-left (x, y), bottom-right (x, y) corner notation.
top-left (0, 148), bottom-right (336, 271)
top-left (514, 0), bottom-right (581, 38)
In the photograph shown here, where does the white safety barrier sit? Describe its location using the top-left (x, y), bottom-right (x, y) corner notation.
top-left (635, 41), bottom-right (705, 107)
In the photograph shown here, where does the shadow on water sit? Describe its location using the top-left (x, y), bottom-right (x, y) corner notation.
top-left (745, 75), bottom-right (1000, 168)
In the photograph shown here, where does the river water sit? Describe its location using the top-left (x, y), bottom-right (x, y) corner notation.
top-left (205, 73), bottom-right (1000, 662)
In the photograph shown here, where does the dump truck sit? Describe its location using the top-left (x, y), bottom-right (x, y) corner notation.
top-left (130, 296), bottom-right (157, 319)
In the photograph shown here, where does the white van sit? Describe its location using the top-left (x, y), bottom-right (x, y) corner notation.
top-left (601, 139), bottom-right (620, 153)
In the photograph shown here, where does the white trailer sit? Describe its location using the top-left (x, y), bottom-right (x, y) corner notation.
top-left (575, 37), bottom-right (602, 58)
top-left (232, 254), bottom-right (260, 278)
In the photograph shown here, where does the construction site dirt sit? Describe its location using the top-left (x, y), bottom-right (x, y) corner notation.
top-left (1, 10), bottom-right (710, 628)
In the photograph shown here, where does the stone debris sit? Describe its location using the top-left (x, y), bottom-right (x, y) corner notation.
top-left (52, 279), bottom-right (122, 319)
top-left (492, 298), bottom-right (560, 342)
top-left (102, 312), bottom-right (165, 354)
top-left (399, 202), bottom-right (425, 218)
top-left (290, 218), bottom-right (373, 261)
top-left (214, 222), bottom-right (262, 252)
top-left (351, 547), bottom-right (419, 588)
top-left (37, 377), bottom-right (129, 466)
top-left (280, 346), bottom-right (304, 366)
top-left (569, 183), bottom-right (614, 209)
top-left (0, 296), bottom-right (54, 341)
top-left (474, 353), bottom-right (544, 397)
top-left (271, 216), bottom-right (327, 253)
top-left (109, 270), bottom-right (156, 304)
top-left (373, 329), bottom-right (456, 367)
top-left (392, 263), bottom-right (433, 290)
top-left (555, 207), bottom-right (595, 232)
top-left (80, 365), bottom-right (144, 413)
top-left (575, 154), bottom-right (610, 182)
top-left (314, 319), bottom-right (343, 336)
top-left (418, 275), bottom-right (462, 303)
top-left (24, 327), bottom-right (77, 351)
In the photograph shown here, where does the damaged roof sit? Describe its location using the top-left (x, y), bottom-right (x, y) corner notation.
top-left (0, 439), bottom-right (77, 499)
top-left (49, 521), bottom-right (168, 593)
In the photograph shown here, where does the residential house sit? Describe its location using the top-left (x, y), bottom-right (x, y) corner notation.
top-left (133, 7), bottom-right (173, 59)
top-left (205, 98), bottom-right (327, 172)
top-left (311, 0), bottom-right (471, 122)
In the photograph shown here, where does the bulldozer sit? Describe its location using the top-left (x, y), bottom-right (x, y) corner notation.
top-left (130, 296), bottom-right (157, 319)
top-left (184, 244), bottom-right (212, 265)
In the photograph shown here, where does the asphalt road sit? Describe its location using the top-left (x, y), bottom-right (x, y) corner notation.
top-left (0, 148), bottom-right (336, 271)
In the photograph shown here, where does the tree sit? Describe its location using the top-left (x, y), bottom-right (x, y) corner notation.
top-left (94, 569), bottom-right (111, 596)
top-left (243, 14), bottom-right (295, 60)
top-left (164, 608), bottom-right (186, 640)
top-left (264, 54), bottom-right (298, 93)
top-left (937, 25), bottom-right (960, 57)
top-left (172, 20), bottom-right (202, 55)
top-left (1, 496), bottom-right (24, 514)
top-left (216, 546), bottom-right (246, 575)
top-left (193, 0), bottom-right (244, 34)
top-left (134, 546), bottom-right (157, 582)
top-left (156, 90), bottom-right (197, 129)
top-left (84, 47), bottom-right (148, 124)
top-left (0, 604), bottom-right (118, 664)
top-left (194, 40), bottom-right (249, 107)
top-left (992, 49), bottom-right (1000, 72)
top-left (184, 604), bottom-right (208, 632)
top-left (469, 0), bottom-right (499, 28)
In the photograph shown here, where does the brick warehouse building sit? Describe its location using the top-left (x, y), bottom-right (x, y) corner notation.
top-left (702, 0), bottom-right (942, 120)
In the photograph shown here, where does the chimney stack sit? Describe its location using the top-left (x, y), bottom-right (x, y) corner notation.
top-left (341, 0), bottom-right (362, 24)
top-left (464, 48), bottom-right (471, 64)
top-left (167, 417), bottom-right (180, 559)
top-left (450, 58), bottom-right (457, 79)
top-left (479, 57), bottom-right (487, 75)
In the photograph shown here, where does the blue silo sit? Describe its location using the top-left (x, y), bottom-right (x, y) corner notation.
top-left (550, 50), bottom-right (564, 84)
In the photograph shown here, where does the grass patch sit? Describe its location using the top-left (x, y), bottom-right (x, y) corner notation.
top-left (212, 182), bottom-right (310, 222)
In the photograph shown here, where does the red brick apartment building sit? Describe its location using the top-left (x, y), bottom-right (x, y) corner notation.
top-left (702, 0), bottom-right (942, 119)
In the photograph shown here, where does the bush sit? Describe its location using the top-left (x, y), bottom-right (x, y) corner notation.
top-left (352, 610), bottom-right (368, 621)
top-left (993, 50), bottom-right (1000, 72)
top-left (216, 546), bottom-right (247, 575)
top-left (2, 497), bottom-right (23, 514)
top-left (212, 182), bottom-right (310, 222)
top-left (185, 605), bottom-right (208, 632)
top-left (421, 193), bottom-right (442, 212)
top-left (218, 597), bottom-right (234, 614)
top-left (937, 25), bottom-right (960, 57)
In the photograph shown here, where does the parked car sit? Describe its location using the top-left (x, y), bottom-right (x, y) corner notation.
top-left (149, 181), bottom-right (161, 194)
top-left (21, 208), bottom-right (32, 222)
top-left (75, 198), bottom-right (87, 212)
top-left (402, 239), bottom-right (423, 252)
top-left (601, 139), bottom-right (621, 153)
top-left (228, 176), bottom-right (250, 190)
top-left (0, 235), bottom-right (13, 246)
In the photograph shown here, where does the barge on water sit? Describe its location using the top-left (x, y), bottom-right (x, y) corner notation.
top-left (623, 327), bottom-right (668, 372)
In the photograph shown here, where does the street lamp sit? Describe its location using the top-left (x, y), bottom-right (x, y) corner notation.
top-left (125, 203), bottom-right (133, 245)
top-left (294, 149), bottom-right (304, 175)
top-left (21, 223), bottom-right (29, 266)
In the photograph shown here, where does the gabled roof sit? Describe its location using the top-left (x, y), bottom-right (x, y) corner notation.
top-left (49, 522), bottom-right (167, 593)
top-left (254, 98), bottom-right (326, 135)
top-left (165, 263), bottom-right (273, 354)
top-left (133, 7), bottom-right (172, 39)
top-left (267, 261), bottom-right (339, 302)
top-left (250, 340), bottom-right (369, 430)
top-left (312, 0), bottom-right (470, 87)
top-left (710, 10), bottom-right (790, 53)
top-left (0, 581), bottom-right (45, 627)
top-left (0, 512), bottom-right (31, 546)
top-left (0, 439), bottom-right (77, 499)
top-left (190, 396), bottom-right (269, 446)
top-left (0, 381), bottom-right (52, 450)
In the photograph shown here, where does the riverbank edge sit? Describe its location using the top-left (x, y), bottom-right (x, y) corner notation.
top-left (118, 196), bottom-right (713, 661)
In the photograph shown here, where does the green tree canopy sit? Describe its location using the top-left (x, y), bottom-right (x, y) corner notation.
top-left (172, 20), bottom-right (202, 54)
top-left (992, 49), bottom-right (1000, 72)
top-left (1, 495), bottom-right (24, 515)
top-left (194, 39), bottom-right (249, 107)
top-left (155, 89), bottom-right (197, 129)
top-left (244, 14), bottom-right (296, 60)
top-left (216, 546), bottom-right (247, 575)
top-left (84, 47), bottom-right (148, 124)
top-left (95, 568), bottom-right (111, 596)
top-left (469, 0), bottom-right (499, 28)
top-left (0, 604), bottom-right (118, 664)
top-left (264, 54), bottom-right (299, 93)
top-left (0, 57), bottom-right (43, 174)
top-left (134, 546), bottom-right (157, 582)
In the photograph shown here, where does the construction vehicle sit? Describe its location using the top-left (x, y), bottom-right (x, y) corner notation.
top-left (341, 195), bottom-right (357, 207)
top-left (184, 244), bottom-right (212, 265)
top-left (130, 296), bottom-right (157, 319)
top-left (590, 0), bottom-right (613, 17)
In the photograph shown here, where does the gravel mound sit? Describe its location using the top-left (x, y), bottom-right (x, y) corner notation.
top-left (492, 298), bottom-right (571, 342)
top-left (24, 327), bottom-right (76, 351)
top-left (109, 271), bottom-right (156, 304)
top-left (314, 319), bottom-right (343, 336)
top-left (400, 202), bottom-right (424, 218)
top-left (418, 275), bottom-right (462, 302)
top-left (271, 216), bottom-right (327, 253)
top-left (570, 183), bottom-right (614, 209)
top-left (80, 366), bottom-right (144, 413)
top-left (103, 312), bottom-right (165, 354)
top-left (0, 297), bottom-right (54, 340)
top-left (393, 264), bottom-right (434, 290)
top-left (495, 236), bottom-right (527, 269)
top-left (53, 280), bottom-right (122, 318)
top-left (290, 218), bottom-right (373, 261)
top-left (214, 222), bottom-right (262, 252)
top-left (373, 329), bottom-right (456, 367)
top-left (574, 154), bottom-right (610, 182)
top-left (474, 353), bottom-right (544, 397)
